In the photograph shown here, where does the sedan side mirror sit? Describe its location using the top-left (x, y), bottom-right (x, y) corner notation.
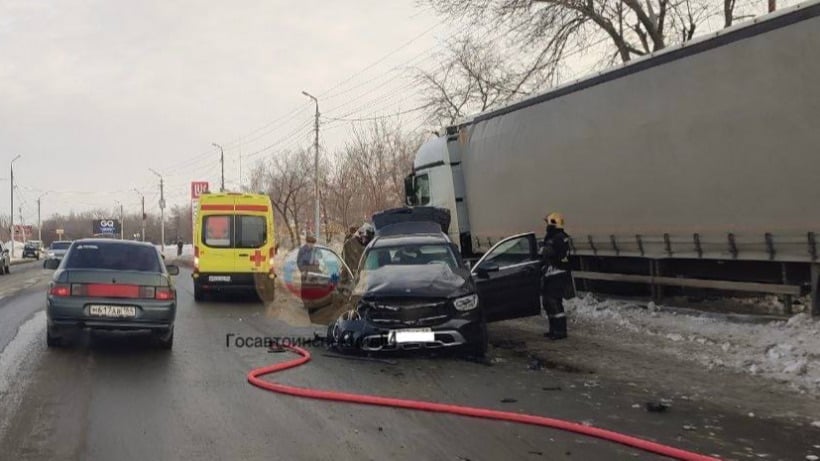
top-left (474, 261), bottom-right (500, 279)
top-left (166, 265), bottom-right (180, 276)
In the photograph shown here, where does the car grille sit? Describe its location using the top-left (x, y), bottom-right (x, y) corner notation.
top-left (365, 299), bottom-right (451, 327)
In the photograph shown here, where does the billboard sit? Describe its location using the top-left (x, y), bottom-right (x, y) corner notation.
top-left (191, 181), bottom-right (209, 241)
top-left (191, 181), bottom-right (209, 199)
top-left (92, 219), bottom-right (121, 235)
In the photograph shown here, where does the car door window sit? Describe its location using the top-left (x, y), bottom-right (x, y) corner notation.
top-left (477, 235), bottom-right (535, 270)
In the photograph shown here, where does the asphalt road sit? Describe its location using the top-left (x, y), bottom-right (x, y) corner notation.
top-left (0, 265), bottom-right (817, 460)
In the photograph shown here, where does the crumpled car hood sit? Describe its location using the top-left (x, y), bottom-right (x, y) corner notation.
top-left (354, 264), bottom-right (472, 299)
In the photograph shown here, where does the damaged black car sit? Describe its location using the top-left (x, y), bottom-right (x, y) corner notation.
top-left (326, 207), bottom-right (544, 357)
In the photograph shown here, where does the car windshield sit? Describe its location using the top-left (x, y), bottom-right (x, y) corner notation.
top-left (63, 242), bottom-right (162, 272)
top-left (51, 242), bottom-right (71, 250)
top-left (363, 244), bottom-right (458, 271)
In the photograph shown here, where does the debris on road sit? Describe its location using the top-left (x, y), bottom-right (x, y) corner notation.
top-left (528, 356), bottom-right (544, 371)
top-left (646, 401), bottom-right (671, 413)
top-left (321, 353), bottom-right (398, 365)
top-left (683, 425), bottom-right (697, 431)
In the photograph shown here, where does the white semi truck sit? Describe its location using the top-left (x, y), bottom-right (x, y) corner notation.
top-left (404, 2), bottom-right (820, 314)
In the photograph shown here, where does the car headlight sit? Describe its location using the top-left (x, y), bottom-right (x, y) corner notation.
top-left (453, 294), bottom-right (478, 311)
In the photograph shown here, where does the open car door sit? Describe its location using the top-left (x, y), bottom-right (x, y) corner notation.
top-left (279, 246), bottom-right (355, 326)
top-left (471, 233), bottom-right (541, 322)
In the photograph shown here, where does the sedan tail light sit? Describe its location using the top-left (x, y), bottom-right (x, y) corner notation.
top-left (155, 287), bottom-right (174, 300)
top-left (50, 284), bottom-right (71, 297)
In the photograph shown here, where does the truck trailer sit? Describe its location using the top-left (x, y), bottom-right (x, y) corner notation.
top-left (404, 2), bottom-right (820, 313)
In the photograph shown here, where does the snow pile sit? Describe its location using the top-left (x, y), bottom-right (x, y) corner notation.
top-left (3, 241), bottom-right (28, 261)
top-left (566, 293), bottom-right (820, 395)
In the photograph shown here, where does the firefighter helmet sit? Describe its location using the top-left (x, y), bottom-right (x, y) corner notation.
top-left (544, 212), bottom-right (565, 229)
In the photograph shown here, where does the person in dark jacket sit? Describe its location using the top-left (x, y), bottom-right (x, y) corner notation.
top-left (540, 212), bottom-right (572, 340)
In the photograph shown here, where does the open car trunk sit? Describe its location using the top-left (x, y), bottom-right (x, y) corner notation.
top-left (372, 207), bottom-right (450, 234)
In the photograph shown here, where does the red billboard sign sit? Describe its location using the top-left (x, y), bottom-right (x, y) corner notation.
top-left (191, 181), bottom-right (209, 199)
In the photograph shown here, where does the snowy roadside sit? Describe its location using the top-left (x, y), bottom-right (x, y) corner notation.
top-left (563, 294), bottom-right (820, 396)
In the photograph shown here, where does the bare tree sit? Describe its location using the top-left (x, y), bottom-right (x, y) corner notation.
top-left (420, 0), bottom-right (759, 124)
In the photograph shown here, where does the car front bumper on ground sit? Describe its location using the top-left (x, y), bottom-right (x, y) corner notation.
top-left (47, 296), bottom-right (176, 333)
top-left (330, 314), bottom-right (484, 352)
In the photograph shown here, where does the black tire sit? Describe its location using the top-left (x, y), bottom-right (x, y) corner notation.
top-left (156, 328), bottom-right (174, 350)
top-left (465, 319), bottom-right (489, 358)
top-left (46, 327), bottom-right (61, 348)
top-left (193, 284), bottom-right (204, 302)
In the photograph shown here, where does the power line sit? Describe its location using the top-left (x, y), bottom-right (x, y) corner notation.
top-left (322, 104), bottom-right (428, 123)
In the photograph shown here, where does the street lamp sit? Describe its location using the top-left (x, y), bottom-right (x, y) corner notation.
top-left (10, 154), bottom-right (21, 258)
top-left (149, 168), bottom-right (165, 251)
top-left (114, 200), bottom-right (124, 239)
top-left (301, 90), bottom-right (321, 242)
top-left (212, 142), bottom-right (224, 192)
top-left (133, 188), bottom-right (145, 241)
top-left (37, 191), bottom-right (49, 242)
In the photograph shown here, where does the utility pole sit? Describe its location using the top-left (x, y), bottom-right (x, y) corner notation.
top-left (149, 169), bottom-right (165, 251)
top-left (37, 191), bottom-right (48, 242)
top-left (18, 205), bottom-right (25, 244)
top-left (213, 143), bottom-right (224, 192)
top-left (302, 90), bottom-right (321, 241)
top-left (10, 154), bottom-right (20, 258)
top-left (114, 200), bottom-right (124, 239)
top-left (134, 188), bottom-right (145, 241)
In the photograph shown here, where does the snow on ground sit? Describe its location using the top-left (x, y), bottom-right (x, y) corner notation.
top-left (156, 244), bottom-right (194, 261)
top-left (566, 293), bottom-right (820, 395)
top-left (4, 241), bottom-right (29, 261)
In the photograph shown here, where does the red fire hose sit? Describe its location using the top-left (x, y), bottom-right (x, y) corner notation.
top-left (248, 346), bottom-right (720, 461)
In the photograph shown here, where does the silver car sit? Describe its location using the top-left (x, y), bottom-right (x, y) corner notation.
top-left (43, 240), bottom-right (72, 268)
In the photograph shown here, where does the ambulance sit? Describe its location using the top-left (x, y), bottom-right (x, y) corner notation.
top-left (192, 192), bottom-right (276, 301)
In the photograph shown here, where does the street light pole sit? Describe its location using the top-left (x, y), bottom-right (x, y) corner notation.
top-left (10, 154), bottom-right (21, 258)
top-left (114, 200), bottom-right (124, 239)
top-left (37, 191), bottom-right (48, 242)
top-left (133, 188), bottom-right (145, 242)
top-left (149, 169), bottom-right (165, 251)
top-left (302, 91), bottom-right (321, 242)
top-left (212, 143), bottom-right (224, 192)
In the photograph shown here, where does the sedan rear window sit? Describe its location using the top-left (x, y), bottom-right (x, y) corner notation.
top-left (51, 242), bottom-right (71, 250)
top-left (63, 242), bottom-right (162, 272)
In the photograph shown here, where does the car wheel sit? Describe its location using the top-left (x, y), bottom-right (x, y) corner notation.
top-left (156, 327), bottom-right (174, 350)
top-left (46, 327), bottom-right (61, 348)
top-left (465, 319), bottom-right (489, 358)
top-left (193, 284), bottom-right (204, 302)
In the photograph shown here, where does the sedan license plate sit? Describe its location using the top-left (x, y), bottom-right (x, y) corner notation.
top-left (389, 328), bottom-right (434, 344)
top-left (209, 275), bottom-right (231, 282)
top-left (88, 305), bottom-right (137, 318)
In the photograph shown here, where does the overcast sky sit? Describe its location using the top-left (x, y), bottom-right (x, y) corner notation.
top-left (0, 0), bottom-right (443, 222)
